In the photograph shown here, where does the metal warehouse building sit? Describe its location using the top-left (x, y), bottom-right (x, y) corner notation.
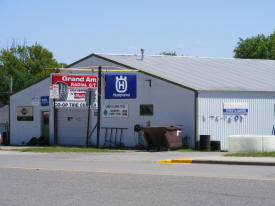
top-left (10, 53), bottom-right (275, 149)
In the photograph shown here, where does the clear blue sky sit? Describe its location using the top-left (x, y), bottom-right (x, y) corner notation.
top-left (1, 0), bottom-right (275, 64)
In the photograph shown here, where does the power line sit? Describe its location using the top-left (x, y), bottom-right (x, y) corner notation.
top-left (45, 66), bottom-right (139, 72)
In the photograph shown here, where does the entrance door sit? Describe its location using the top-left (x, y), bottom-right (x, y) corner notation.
top-left (42, 111), bottom-right (49, 138)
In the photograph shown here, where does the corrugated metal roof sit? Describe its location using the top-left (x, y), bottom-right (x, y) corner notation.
top-left (95, 54), bottom-right (275, 92)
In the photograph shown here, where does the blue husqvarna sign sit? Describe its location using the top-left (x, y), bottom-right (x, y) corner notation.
top-left (105, 74), bottom-right (136, 99)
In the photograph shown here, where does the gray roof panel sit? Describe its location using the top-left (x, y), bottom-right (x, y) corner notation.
top-left (96, 54), bottom-right (275, 92)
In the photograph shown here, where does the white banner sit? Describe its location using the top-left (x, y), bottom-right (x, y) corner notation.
top-left (103, 104), bottom-right (128, 118)
top-left (54, 101), bottom-right (97, 109)
top-left (50, 84), bottom-right (60, 99)
top-left (32, 96), bottom-right (40, 106)
top-left (223, 102), bottom-right (248, 115)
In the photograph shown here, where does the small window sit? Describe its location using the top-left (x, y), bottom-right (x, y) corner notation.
top-left (140, 104), bottom-right (153, 116)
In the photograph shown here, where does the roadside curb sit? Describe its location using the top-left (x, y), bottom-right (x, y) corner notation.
top-left (156, 159), bottom-right (275, 166)
top-left (157, 159), bottom-right (192, 164)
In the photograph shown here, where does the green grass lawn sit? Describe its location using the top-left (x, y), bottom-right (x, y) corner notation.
top-left (225, 151), bottom-right (275, 157)
top-left (12, 146), bottom-right (125, 153)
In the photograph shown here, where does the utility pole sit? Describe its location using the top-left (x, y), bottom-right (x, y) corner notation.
top-left (8, 77), bottom-right (13, 145)
top-left (96, 66), bottom-right (102, 148)
top-left (10, 77), bottom-right (13, 94)
top-left (53, 99), bottom-right (57, 145)
top-left (86, 90), bottom-right (92, 147)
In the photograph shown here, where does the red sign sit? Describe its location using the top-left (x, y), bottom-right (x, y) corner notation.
top-left (51, 74), bottom-right (98, 106)
top-left (74, 93), bottom-right (86, 99)
top-left (52, 74), bottom-right (97, 89)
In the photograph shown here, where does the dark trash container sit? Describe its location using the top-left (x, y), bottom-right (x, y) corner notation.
top-left (200, 135), bottom-right (210, 151)
top-left (142, 126), bottom-right (182, 149)
top-left (210, 141), bottom-right (221, 151)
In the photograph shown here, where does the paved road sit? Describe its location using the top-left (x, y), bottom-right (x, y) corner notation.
top-left (0, 151), bottom-right (275, 206)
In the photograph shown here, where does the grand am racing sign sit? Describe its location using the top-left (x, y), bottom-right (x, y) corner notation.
top-left (105, 74), bottom-right (136, 99)
top-left (52, 74), bottom-right (97, 108)
top-left (52, 74), bottom-right (97, 89)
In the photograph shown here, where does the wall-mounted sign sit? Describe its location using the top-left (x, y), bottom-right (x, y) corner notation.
top-left (17, 106), bottom-right (33, 121)
top-left (52, 74), bottom-right (97, 108)
top-left (50, 84), bottom-right (60, 99)
top-left (103, 104), bottom-right (128, 118)
top-left (41, 96), bottom-right (49, 106)
top-left (105, 74), bottom-right (136, 99)
top-left (52, 74), bottom-right (97, 89)
top-left (85, 89), bottom-right (98, 108)
top-left (54, 101), bottom-right (89, 108)
top-left (223, 102), bottom-right (248, 115)
top-left (32, 96), bottom-right (40, 106)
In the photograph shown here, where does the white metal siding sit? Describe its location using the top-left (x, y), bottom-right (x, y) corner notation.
top-left (51, 56), bottom-right (196, 147)
top-left (0, 105), bottom-right (9, 123)
top-left (10, 78), bottom-right (50, 145)
top-left (198, 92), bottom-right (275, 150)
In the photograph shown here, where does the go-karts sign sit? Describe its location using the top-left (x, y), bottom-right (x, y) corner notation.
top-left (105, 74), bottom-right (136, 99)
top-left (51, 74), bottom-right (97, 108)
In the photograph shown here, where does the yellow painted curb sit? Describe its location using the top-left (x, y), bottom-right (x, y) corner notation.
top-left (156, 159), bottom-right (193, 164)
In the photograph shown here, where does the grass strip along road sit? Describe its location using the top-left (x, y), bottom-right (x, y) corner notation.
top-left (11, 146), bottom-right (124, 153)
top-left (225, 151), bottom-right (275, 157)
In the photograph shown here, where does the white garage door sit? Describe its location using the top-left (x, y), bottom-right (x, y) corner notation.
top-left (57, 109), bottom-right (89, 146)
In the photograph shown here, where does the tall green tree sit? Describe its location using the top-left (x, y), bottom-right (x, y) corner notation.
top-left (0, 43), bottom-right (65, 103)
top-left (234, 31), bottom-right (275, 59)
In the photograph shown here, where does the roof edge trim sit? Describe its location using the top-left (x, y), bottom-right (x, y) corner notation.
top-left (10, 77), bottom-right (50, 97)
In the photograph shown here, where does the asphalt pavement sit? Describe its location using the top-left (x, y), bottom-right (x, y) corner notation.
top-left (2, 146), bottom-right (275, 166)
top-left (1, 149), bottom-right (275, 206)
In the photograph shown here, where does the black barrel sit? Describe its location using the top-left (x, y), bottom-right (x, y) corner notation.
top-left (210, 141), bottom-right (221, 151)
top-left (200, 135), bottom-right (210, 151)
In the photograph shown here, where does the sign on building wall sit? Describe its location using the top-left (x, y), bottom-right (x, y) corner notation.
top-left (223, 102), bottom-right (248, 115)
top-left (32, 96), bottom-right (40, 106)
top-left (41, 96), bottom-right (49, 106)
top-left (51, 74), bottom-right (98, 108)
top-left (50, 84), bottom-right (60, 99)
top-left (103, 104), bottom-right (128, 118)
top-left (105, 74), bottom-right (136, 99)
top-left (17, 106), bottom-right (33, 121)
